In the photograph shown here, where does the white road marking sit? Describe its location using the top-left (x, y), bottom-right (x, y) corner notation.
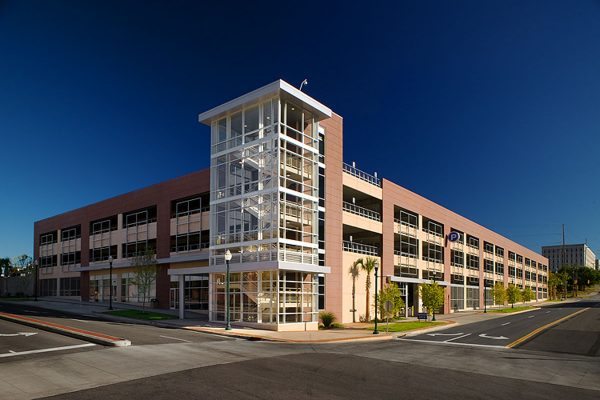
top-left (159, 335), bottom-right (191, 343)
top-left (545, 311), bottom-right (551, 314)
top-left (527, 315), bottom-right (535, 319)
top-left (426, 332), bottom-right (464, 337)
top-left (0, 332), bottom-right (37, 337)
top-left (8, 350), bottom-right (16, 353)
top-left (71, 319), bottom-right (91, 323)
top-left (400, 338), bottom-right (506, 349)
top-left (444, 333), bottom-right (471, 342)
top-left (501, 322), bottom-right (511, 326)
top-left (479, 333), bottom-right (509, 340)
top-left (0, 344), bottom-right (96, 358)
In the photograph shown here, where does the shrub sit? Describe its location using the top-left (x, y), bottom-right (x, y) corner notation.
top-left (319, 311), bottom-right (337, 329)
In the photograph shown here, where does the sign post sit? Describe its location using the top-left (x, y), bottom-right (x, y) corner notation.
top-left (384, 300), bottom-right (393, 333)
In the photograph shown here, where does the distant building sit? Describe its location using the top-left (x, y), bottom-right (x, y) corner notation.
top-left (541, 244), bottom-right (597, 272)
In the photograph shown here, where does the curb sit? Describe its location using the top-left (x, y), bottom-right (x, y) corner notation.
top-left (486, 307), bottom-right (541, 316)
top-left (0, 312), bottom-right (131, 347)
top-left (182, 326), bottom-right (394, 344)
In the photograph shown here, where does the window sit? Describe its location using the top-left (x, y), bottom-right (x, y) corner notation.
top-left (467, 235), bottom-right (479, 249)
top-left (509, 266), bottom-right (516, 277)
top-left (422, 217), bottom-right (443, 237)
top-left (318, 274), bottom-right (325, 310)
top-left (422, 242), bottom-right (444, 263)
top-left (90, 215), bottom-right (118, 234)
top-left (495, 246), bottom-right (504, 257)
top-left (40, 232), bottom-right (57, 245)
top-left (466, 254), bottom-right (480, 270)
top-left (451, 285), bottom-right (464, 310)
top-left (40, 255), bottom-right (57, 268)
top-left (170, 232), bottom-right (206, 252)
top-left (484, 241), bottom-right (494, 254)
top-left (399, 235), bottom-right (418, 258)
top-left (122, 239), bottom-right (156, 258)
top-left (451, 250), bottom-right (464, 267)
top-left (395, 265), bottom-right (418, 277)
top-left (495, 262), bottom-right (504, 274)
top-left (124, 206), bottom-right (157, 227)
top-left (61, 225), bottom-right (81, 241)
top-left (516, 254), bottom-right (523, 263)
top-left (397, 208), bottom-right (418, 228)
top-left (525, 258), bottom-right (531, 267)
top-left (40, 279), bottom-right (57, 296)
top-left (466, 287), bottom-right (480, 309)
top-left (508, 251), bottom-right (516, 260)
top-left (90, 246), bottom-right (117, 262)
top-left (171, 195), bottom-right (208, 217)
top-left (484, 259), bottom-right (494, 273)
top-left (59, 277), bottom-right (80, 296)
top-left (422, 270), bottom-right (443, 281)
top-left (61, 251), bottom-right (81, 266)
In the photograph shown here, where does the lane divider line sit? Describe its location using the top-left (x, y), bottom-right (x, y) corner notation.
top-left (444, 333), bottom-right (471, 343)
top-left (159, 335), bottom-right (191, 343)
top-left (501, 322), bottom-right (511, 326)
top-left (0, 343), bottom-right (96, 358)
top-left (507, 308), bottom-right (590, 349)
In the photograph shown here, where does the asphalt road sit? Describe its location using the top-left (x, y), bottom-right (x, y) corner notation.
top-left (403, 300), bottom-right (595, 348)
top-left (520, 295), bottom-right (600, 356)
top-left (39, 352), bottom-right (600, 400)
top-left (0, 302), bottom-right (231, 346)
top-left (0, 318), bottom-right (94, 362)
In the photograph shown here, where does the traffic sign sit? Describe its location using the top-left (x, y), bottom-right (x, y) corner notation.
top-left (384, 300), bottom-right (394, 313)
top-left (448, 231), bottom-right (460, 242)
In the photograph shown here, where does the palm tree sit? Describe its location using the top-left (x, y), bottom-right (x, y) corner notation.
top-left (361, 256), bottom-right (378, 322)
top-left (349, 258), bottom-right (363, 323)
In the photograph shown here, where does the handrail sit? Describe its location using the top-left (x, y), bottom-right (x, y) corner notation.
top-left (342, 201), bottom-right (381, 221)
top-left (342, 162), bottom-right (381, 187)
top-left (343, 241), bottom-right (379, 256)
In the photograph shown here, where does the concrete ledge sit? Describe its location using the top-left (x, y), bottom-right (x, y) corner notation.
top-left (0, 312), bottom-right (131, 347)
top-left (183, 326), bottom-right (394, 343)
top-left (400, 321), bottom-right (458, 337)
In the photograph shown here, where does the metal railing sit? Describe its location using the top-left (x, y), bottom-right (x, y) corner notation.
top-left (343, 241), bottom-right (379, 256)
top-left (342, 201), bottom-right (381, 221)
top-left (342, 162), bottom-right (381, 187)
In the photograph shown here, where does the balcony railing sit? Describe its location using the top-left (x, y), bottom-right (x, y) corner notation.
top-left (343, 241), bottom-right (379, 256)
top-left (342, 201), bottom-right (381, 221)
top-left (343, 162), bottom-right (381, 187)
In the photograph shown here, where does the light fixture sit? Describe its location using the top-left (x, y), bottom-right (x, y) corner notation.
top-left (224, 249), bottom-right (232, 261)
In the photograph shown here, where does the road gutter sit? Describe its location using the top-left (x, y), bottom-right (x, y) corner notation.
top-left (507, 307), bottom-right (590, 348)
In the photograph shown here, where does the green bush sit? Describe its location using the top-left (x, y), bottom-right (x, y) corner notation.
top-left (319, 311), bottom-right (337, 329)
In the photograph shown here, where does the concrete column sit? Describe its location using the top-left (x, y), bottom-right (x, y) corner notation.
top-left (178, 275), bottom-right (185, 320)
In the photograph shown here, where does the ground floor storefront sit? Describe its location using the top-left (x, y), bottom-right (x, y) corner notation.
top-left (170, 269), bottom-right (320, 331)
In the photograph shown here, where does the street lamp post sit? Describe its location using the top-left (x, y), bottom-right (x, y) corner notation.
top-left (108, 256), bottom-right (114, 310)
top-left (33, 259), bottom-right (38, 301)
top-left (224, 250), bottom-right (232, 331)
top-left (373, 264), bottom-right (379, 335)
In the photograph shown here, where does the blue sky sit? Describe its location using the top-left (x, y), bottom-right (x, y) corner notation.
top-left (1, 0), bottom-right (600, 258)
